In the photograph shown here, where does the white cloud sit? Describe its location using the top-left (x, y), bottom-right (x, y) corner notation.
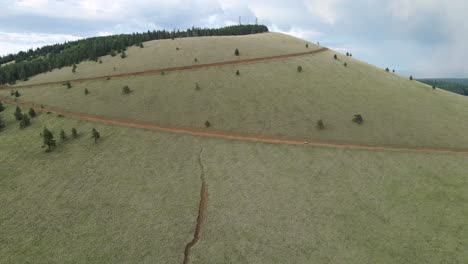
top-left (0, 32), bottom-right (82, 56)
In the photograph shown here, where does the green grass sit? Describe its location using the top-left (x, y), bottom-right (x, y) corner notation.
top-left (15, 33), bottom-right (317, 86)
top-left (0, 105), bottom-right (201, 263)
top-left (5, 46), bottom-right (468, 150)
top-left (1, 104), bottom-right (467, 263)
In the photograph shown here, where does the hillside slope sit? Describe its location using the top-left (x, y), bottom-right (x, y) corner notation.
top-left (4, 33), bottom-right (468, 150)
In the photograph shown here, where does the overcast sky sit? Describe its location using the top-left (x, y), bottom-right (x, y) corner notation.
top-left (0, 0), bottom-right (465, 78)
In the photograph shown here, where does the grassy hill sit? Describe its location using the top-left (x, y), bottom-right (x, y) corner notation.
top-left (5, 33), bottom-right (468, 150)
top-left (1, 32), bottom-right (468, 263)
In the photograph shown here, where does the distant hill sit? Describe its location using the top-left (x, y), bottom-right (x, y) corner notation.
top-left (418, 78), bottom-right (468, 96)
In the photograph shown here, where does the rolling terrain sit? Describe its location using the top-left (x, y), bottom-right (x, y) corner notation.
top-left (1, 31), bottom-right (468, 263)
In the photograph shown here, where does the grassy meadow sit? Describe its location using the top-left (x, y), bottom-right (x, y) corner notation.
top-left (5, 46), bottom-right (468, 150)
top-left (1, 103), bottom-right (467, 263)
top-left (15, 33), bottom-right (319, 87)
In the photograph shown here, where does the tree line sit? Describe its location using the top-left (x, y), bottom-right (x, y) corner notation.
top-left (0, 24), bottom-right (269, 85)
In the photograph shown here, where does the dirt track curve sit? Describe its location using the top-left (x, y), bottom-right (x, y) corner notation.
top-left (7, 48), bottom-right (329, 89)
top-left (2, 96), bottom-right (468, 155)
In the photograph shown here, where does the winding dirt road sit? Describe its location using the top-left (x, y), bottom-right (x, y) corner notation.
top-left (6, 48), bottom-right (329, 89)
top-left (2, 96), bottom-right (468, 155)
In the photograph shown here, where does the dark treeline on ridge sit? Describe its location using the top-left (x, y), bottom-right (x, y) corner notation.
top-left (418, 79), bottom-right (468, 96)
top-left (0, 24), bottom-right (268, 85)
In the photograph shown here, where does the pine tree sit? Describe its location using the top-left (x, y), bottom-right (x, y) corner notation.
top-left (28, 108), bottom-right (36, 118)
top-left (236, 70), bottom-right (240, 76)
top-left (42, 127), bottom-right (56, 152)
top-left (409, 75), bottom-right (413, 81)
top-left (139, 43), bottom-right (144, 48)
top-left (14, 106), bottom-right (22, 121)
top-left (72, 64), bottom-right (77, 74)
top-left (385, 67), bottom-right (390, 72)
top-left (120, 51), bottom-right (127, 59)
top-left (235, 49), bottom-right (240, 56)
top-left (334, 54), bottom-right (338, 60)
top-left (14, 91), bottom-right (20, 97)
top-left (297, 66), bottom-right (303, 72)
top-left (205, 121), bottom-right (211, 128)
top-left (92, 128), bottom-right (101, 143)
top-left (306, 43), bottom-right (309, 48)
top-left (19, 113), bottom-right (30, 129)
top-left (72, 128), bottom-right (78, 138)
top-left (0, 101), bottom-right (4, 112)
top-left (317, 119), bottom-right (325, 130)
top-left (60, 129), bottom-right (67, 140)
top-left (84, 88), bottom-right (89, 95)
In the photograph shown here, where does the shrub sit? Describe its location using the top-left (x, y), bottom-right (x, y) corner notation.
top-left (195, 82), bottom-right (201, 91)
top-left (14, 91), bottom-right (21, 97)
top-left (14, 106), bottom-right (22, 121)
top-left (161, 71), bottom-right (165, 76)
top-left (236, 70), bottom-right (240, 76)
top-left (28, 108), bottom-right (36, 118)
top-left (352, 114), bottom-right (364, 125)
top-left (235, 49), bottom-right (240, 56)
top-left (0, 101), bottom-right (4, 112)
top-left (409, 75), bottom-right (413, 81)
top-left (110, 50), bottom-right (117, 57)
top-left (306, 43), bottom-right (309, 48)
top-left (176, 47), bottom-right (179, 50)
top-left (194, 58), bottom-right (198, 62)
top-left (72, 128), bottom-right (78, 138)
top-left (346, 52), bottom-right (349, 56)
top-left (432, 85), bottom-right (436, 90)
top-left (334, 54), bottom-right (338, 60)
top-left (72, 64), bottom-right (77, 73)
top-left (205, 121), bottom-right (211, 128)
top-left (297, 66), bottom-right (303, 72)
top-left (317, 119), bottom-right (325, 130)
top-left (64, 81), bottom-right (72, 89)
top-left (120, 51), bottom-right (127, 59)
top-left (60, 129), bottom-right (67, 140)
top-left (139, 43), bottom-right (144, 48)
top-left (19, 114), bottom-right (30, 129)
top-left (385, 67), bottom-right (390, 72)
top-left (85, 88), bottom-right (89, 95)
top-left (92, 128), bottom-right (101, 143)
top-left (392, 69), bottom-right (395, 73)
top-left (99, 59), bottom-right (103, 64)
top-left (57, 114), bottom-right (64, 118)
top-left (0, 117), bottom-right (5, 130)
top-left (122, 85), bottom-right (131, 94)
top-left (344, 62), bottom-right (348, 67)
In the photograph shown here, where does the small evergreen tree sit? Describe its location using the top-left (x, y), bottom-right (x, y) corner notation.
top-left (344, 62), bottom-right (348, 67)
top-left (235, 49), bottom-right (240, 56)
top-left (84, 88), bottom-right (89, 95)
top-left (236, 70), bottom-right (240, 76)
top-left (392, 69), bottom-right (395, 73)
top-left (346, 52), bottom-right (349, 56)
top-left (139, 42), bottom-right (144, 48)
top-left (195, 82), bottom-right (201, 91)
top-left (352, 114), bottom-right (364, 125)
top-left (14, 91), bottom-right (21, 97)
top-left (194, 58), bottom-right (198, 62)
top-left (432, 85), bottom-right (436, 90)
top-left (65, 81), bottom-right (72, 89)
top-left (72, 64), bottom-right (77, 73)
top-left (205, 121), bottom-right (211, 128)
top-left (297, 66), bottom-right (303, 72)
top-left (42, 127), bottom-right (56, 152)
top-left (14, 106), bottom-right (22, 121)
top-left (60, 129), bottom-right (67, 140)
top-left (0, 116), bottom-right (5, 130)
top-left (306, 43), bottom-right (309, 48)
top-left (28, 108), bottom-right (36, 118)
top-left (99, 59), bottom-right (103, 64)
top-left (110, 50), bottom-right (117, 57)
top-left (92, 128), bottom-right (100, 143)
top-left (19, 114), bottom-right (30, 129)
top-left (72, 128), bottom-right (78, 138)
top-left (385, 67), bottom-right (390, 72)
top-left (317, 119), bottom-right (325, 130)
top-left (176, 47), bottom-right (179, 50)
top-left (334, 54), bottom-right (338, 60)
top-left (0, 101), bottom-right (4, 112)
top-left (122, 85), bottom-right (131, 94)
top-left (161, 71), bottom-right (165, 76)
top-left (409, 75), bottom-right (413, 81)
top-left (120, 51), bottom-right (127, 59)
